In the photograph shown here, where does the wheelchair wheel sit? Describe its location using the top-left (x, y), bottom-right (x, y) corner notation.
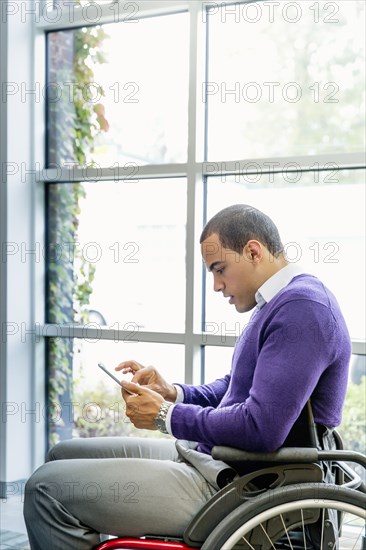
top-left (201, 483), bottom-right (366, 550)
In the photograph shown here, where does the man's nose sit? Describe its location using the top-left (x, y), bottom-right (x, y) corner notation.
top-left (213, 275), bottom-right (224, 293)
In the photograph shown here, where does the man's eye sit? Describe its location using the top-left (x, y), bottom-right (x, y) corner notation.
top-left (216, 268), bottom-right (224, 274)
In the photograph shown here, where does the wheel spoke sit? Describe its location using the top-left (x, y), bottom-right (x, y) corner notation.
top-left (351, 527), bottom-right (364, 550)
top-left (241, 536), bottom-right (256, 550)
top-left (259, 523), bottom-right (277, 549)
top-left (320, 507), bottom-right (325, 550)
top-left (300, 508), bottom-right (308, 550)
top-left (279, 513), bottom-right (294, 550)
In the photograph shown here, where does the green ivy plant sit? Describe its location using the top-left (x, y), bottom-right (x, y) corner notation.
top-left (338, 376), bottom-right (366, 455)
top-left (47, 19), bottom-right (109, 446)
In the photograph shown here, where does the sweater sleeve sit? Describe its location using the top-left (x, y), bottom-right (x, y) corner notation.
top-left (175, 375), bottom-right (230, 407)
top-left (170, 300), bottom-right (344, 452)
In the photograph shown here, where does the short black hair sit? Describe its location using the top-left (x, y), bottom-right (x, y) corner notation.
top-left (200, 204), bottom-right (284, 257)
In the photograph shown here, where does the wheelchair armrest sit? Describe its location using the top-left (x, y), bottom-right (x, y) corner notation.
top-left (212, 446), bottom-right (319, 463)
top-left (212, 446), bottom-right (366, 468)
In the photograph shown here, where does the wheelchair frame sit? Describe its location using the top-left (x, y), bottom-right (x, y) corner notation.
top-left (96, 442), bottom-right (366, 550)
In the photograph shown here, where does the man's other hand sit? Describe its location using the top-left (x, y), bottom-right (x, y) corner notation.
top-left (116, 360), bottom-right (177, 402)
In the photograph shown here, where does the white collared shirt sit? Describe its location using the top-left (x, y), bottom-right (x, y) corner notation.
top-left (255, 263), bottom-right (305, 309)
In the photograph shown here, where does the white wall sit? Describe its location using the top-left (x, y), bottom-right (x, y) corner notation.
top-left (0, 0), bottom-right (46, 497)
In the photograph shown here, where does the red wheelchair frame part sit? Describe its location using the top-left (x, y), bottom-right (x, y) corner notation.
top-left (96, 539), bottom-right (195, 550)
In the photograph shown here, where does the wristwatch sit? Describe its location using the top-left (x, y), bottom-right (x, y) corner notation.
top-left (154, 402), bottom-right (172, 434)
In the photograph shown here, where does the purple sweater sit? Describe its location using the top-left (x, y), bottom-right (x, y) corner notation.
top-left (171, 274), bottom-right (351, 454)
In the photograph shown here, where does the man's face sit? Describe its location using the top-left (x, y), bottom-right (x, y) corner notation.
top-left (201, 233), bottom-right (259, 313)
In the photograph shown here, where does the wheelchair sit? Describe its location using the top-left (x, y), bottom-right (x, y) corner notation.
top-left (96, 403), bottom-right (366, 550)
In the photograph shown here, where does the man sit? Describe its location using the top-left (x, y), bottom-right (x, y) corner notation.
top-left (24, 204), bottom-right (351, 549)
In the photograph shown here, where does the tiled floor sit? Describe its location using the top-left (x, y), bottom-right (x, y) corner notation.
top-left (0, 495), bottom-right (30, 550)
top-left (0, 496), bottom-right (112, 549)
top-left (0, 531), bottom-right (30, 550)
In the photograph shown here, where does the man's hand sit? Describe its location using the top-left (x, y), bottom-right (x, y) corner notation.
top-left (121, 380), bottom-right (165, 430)
top-left (116, 360), bottom-right (177, 402)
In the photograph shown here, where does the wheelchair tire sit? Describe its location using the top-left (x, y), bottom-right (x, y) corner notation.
top-left (201, 482), bottom-right (366, 550)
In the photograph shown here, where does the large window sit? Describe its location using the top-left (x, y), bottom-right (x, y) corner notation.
top-left (37, 1), bottom-right (365, 449)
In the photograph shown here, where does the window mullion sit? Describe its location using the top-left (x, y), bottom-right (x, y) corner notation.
top-left (202, 153), bottom-right (366, 178)
top-left (36, 0), bottom-right (189, 32)
top-left (38, 164), bottom-right (188, 183)
top-left (183, 1), bottom-right (207, 384)
top-left (40, 324), bottom-right (186, 344)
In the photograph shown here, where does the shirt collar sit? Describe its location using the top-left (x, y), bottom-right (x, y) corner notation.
top-left (255, 264), bottom-right (305, 309)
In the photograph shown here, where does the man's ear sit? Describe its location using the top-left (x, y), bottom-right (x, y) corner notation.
top-left (243, 240), bottom-right (262, 262)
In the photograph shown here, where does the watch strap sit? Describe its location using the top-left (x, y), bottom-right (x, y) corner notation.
top-left (154, 402), bottom-right (172, 434)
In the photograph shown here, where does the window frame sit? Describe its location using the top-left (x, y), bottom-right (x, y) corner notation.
top-left (38, 1), bottom-right (366, 350)
top-left (37, 0), bottom-right (365, 356)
